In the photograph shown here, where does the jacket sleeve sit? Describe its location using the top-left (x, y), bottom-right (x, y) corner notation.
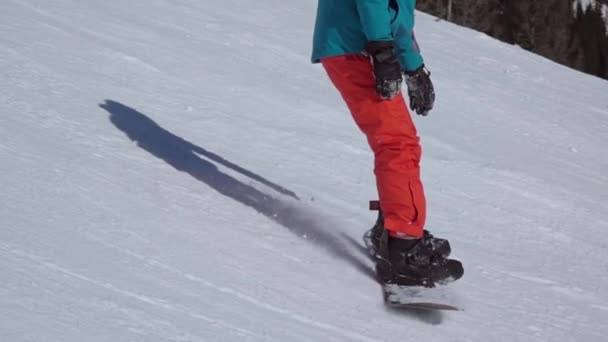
top-left (395, 28), bottom-right (424, 71)
top-left (355, 0), bottom-right (393, 42)
top-left (392, 2), bottom-right (424, 71)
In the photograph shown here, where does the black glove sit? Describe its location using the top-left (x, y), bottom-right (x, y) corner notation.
top-left (366, 41), bottom-right (403, 100)
top-left (404, 65), bottom-right (435, 116)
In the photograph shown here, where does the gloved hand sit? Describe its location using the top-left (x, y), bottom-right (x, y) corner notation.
top-left (366, 41), bottom-right (403, 100)
top-left (404, 65), bottom-right (435, 116)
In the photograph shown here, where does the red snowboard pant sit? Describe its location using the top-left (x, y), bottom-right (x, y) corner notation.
top-left (322, 55), bottom-right (426, 237)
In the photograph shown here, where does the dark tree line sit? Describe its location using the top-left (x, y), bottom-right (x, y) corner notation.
top-left (416, 0), bottom-right (608, 79)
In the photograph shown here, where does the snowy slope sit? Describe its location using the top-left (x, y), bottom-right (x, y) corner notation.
top-left (1, 0), bottom-right (608, 341)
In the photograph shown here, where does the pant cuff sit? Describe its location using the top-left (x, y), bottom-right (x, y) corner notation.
top-left (383, 217), bottom-right (424, 238)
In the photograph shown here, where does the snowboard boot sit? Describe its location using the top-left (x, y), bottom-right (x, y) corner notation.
top-left (375, 229), bottom-right (464, 288)
top-left (364, 206), bottom-right (451, 260)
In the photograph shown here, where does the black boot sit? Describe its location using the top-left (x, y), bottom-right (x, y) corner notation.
top-left (375, 229), bottom-right (463, 287)
top-left (364, 209), bottom-right (451, 260)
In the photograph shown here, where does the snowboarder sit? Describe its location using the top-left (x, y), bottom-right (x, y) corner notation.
top-left (312, 0), bottom-right (463, 287)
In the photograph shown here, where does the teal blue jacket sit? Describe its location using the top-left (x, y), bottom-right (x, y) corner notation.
top-left (311, 0), bottom-right (423, 72)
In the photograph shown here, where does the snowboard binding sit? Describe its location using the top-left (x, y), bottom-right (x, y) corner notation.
top-left (365, 201), bottom-right (463, 288)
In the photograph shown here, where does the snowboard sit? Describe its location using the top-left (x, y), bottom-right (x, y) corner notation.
top-left (382, 283), bottom-right (460, 311)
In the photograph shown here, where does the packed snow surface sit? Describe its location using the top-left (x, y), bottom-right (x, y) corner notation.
top-left (1, 0), bottom-right (607, 341)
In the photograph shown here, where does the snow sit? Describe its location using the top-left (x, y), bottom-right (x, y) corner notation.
top-left (1, 0), bottom-right (608, 341)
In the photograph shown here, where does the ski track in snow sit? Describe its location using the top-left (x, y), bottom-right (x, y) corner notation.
top-left (1, 241), bottom-right (377, 342)
top-left (68, 234), bottom-right (378, 342)
top-left (1, 0), bottom-right (608, 341)
top-left (0, 243), bottom-right (262, 339)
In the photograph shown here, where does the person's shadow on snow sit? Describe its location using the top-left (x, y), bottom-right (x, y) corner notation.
top-left (99, 99), bottom-right (376, 282)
